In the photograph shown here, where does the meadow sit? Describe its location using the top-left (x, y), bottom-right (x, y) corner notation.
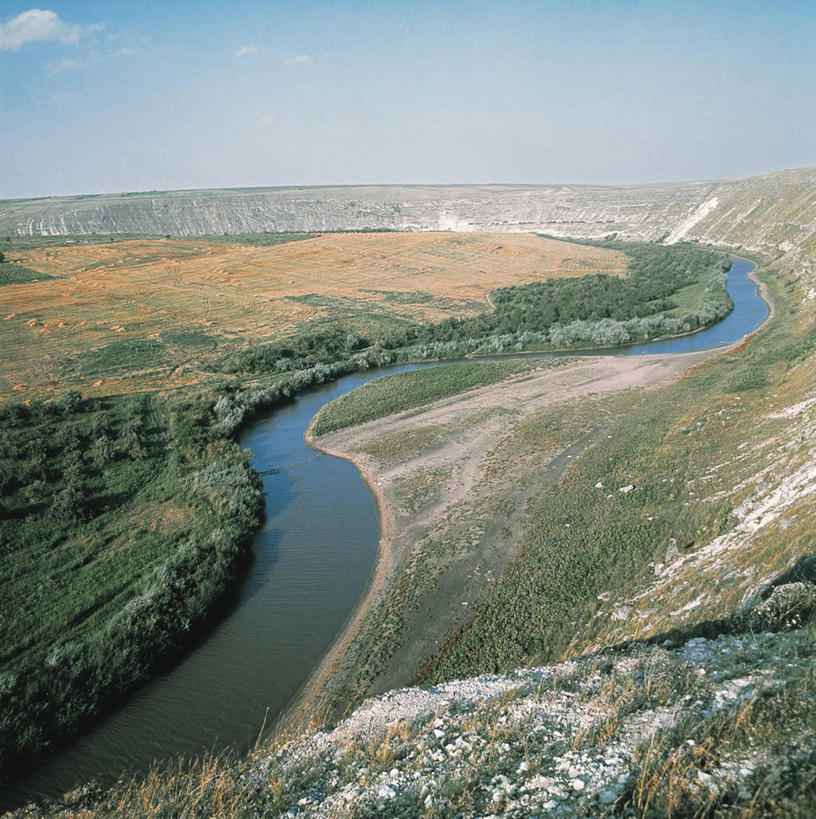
top-left (0, 232), bottom-right (623, 400)
top-left (309, 359), bottom-right (546, 435)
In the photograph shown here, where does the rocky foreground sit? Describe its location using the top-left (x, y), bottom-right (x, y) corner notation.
top-left (232, 584), bottom-right (815, 818)
top-left (20, 583), bottom-right (813, 818)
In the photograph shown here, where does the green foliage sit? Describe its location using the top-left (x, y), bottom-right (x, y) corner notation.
top-left (0, 390), bottom-right (263, 777)
top-left (419, 266), bottom-right (805, 685)
top-left (160, 329), bottom-right (218, 348)
top-left (724, 364), bottom-right (770, 392)
top-left (218, 242), bottom-right (732, 376)
top-left (198, 231), bottom-right (319, 247)
top-left (79, 338), bottom-right (169, 375)
top-left (412, 241), bottom-right (732, 353)
top-left (0, 262), bottom-right (53, 285)
top-left (311, 360), bottom-right (541, 435)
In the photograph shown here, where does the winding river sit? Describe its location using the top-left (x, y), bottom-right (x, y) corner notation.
top-left (3, 257), bottom-right (767, 808)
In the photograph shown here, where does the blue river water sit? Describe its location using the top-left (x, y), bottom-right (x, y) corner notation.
top-left (2, 257), bottom-right (767, 807)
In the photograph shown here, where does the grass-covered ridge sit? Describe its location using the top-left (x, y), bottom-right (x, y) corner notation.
top-left (309, 359), bottom-right (546, 436)
top-left (417, 258), bottom-right (811, 685)
top-left (20, 607), bottom-right (815, 817)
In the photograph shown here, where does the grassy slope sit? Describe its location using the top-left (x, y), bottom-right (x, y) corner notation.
top-left (420, 256), bottom-right (814, 681)
top-left (309, 360), bottom-right (547, 435)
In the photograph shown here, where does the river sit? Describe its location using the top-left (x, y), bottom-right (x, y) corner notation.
top-left (2, 257), bottom-right (767, 808)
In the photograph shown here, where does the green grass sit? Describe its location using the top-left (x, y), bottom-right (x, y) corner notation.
top-left (358, 424), bottom-right (446, 465)
top-left (78, 338), bottom-right (170, 376)
top-left (662, 277), bottom-right (709, 315)
top-left (1, 232), bottom-right (317, 251)
top-left (0, 262), bottom-right (53, 285)
top-left (419, 262), bottom-right (815, 683)
top-left (0, 390), bottom-right (264, 777)
top-left (310, 359), bottom-right (550, 435)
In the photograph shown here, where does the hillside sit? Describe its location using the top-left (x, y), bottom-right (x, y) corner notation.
top-left (5, 167), bottom-right (816, 817)
top-left (1, 168), bottom-right (815, 263)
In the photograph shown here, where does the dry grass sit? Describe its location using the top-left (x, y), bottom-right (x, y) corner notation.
top-left (0, 233), bottom-right (625, 400)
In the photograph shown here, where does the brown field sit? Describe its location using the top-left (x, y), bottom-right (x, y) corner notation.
top-left (0, 233), bottom-right (625, 399)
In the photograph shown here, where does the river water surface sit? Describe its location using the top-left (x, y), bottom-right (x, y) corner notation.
top-left (3, 257), bottom-right (767, 808)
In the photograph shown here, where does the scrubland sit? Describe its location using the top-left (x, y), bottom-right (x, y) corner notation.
top-left (0, 232), bottom-right (622, 399)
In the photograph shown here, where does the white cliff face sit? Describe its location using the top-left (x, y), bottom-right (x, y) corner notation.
top-left (664, 196), bottom-right (719, 243)
top-left (0, 181), bottom-right (715, 240)
top-left (3, 168), bottom-right (816, 278)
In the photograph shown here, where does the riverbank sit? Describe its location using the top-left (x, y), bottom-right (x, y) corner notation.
top-left (297, 348), bottom-right (730, 724)
top-left (1, 257), bottom-right (770, 809)
top-left (293, 258), bottom-right (774, 727)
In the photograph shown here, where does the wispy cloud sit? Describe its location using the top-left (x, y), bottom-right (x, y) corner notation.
top-left (46, 46), bottom-right (135, 75)
top-left (284, 54), bottom-right (311, 65)
top-left (234, 45), bottom-right (256, 58)
top-left (0, 8), bottom-right (101, 52)
top-left (46, 55), bottom-right (93, 74)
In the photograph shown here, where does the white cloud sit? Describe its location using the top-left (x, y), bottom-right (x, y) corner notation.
top-left (234, 45), bottom-right (256, 58)
top-left (0, 8), bottom-right (101, 52)
top-left (45, 55), bottom-right (91, 74)
top-left (284, 54), bottom-right (311, 65)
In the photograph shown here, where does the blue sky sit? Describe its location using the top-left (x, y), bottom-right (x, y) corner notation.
top-left (1, 0), bottom-right (815, 198)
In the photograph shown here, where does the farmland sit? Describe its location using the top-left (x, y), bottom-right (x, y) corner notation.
top-left (0, 232), bottom-right (625, 401)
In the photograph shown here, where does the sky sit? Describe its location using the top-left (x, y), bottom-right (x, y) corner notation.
top-left (1, 0), bottom-right (815, 199)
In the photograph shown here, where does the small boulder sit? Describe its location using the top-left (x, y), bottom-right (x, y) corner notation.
top-left (746, 582), bottom-right (816, 631)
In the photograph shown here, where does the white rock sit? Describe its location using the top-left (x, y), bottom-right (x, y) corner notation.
top-left (571, 778), bottom-right (586, 791)
top-left (619, 484), bottom-right (635, 494)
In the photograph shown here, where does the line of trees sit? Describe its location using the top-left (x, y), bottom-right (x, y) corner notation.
top-left (218, 241), bottom-right (732, 376)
